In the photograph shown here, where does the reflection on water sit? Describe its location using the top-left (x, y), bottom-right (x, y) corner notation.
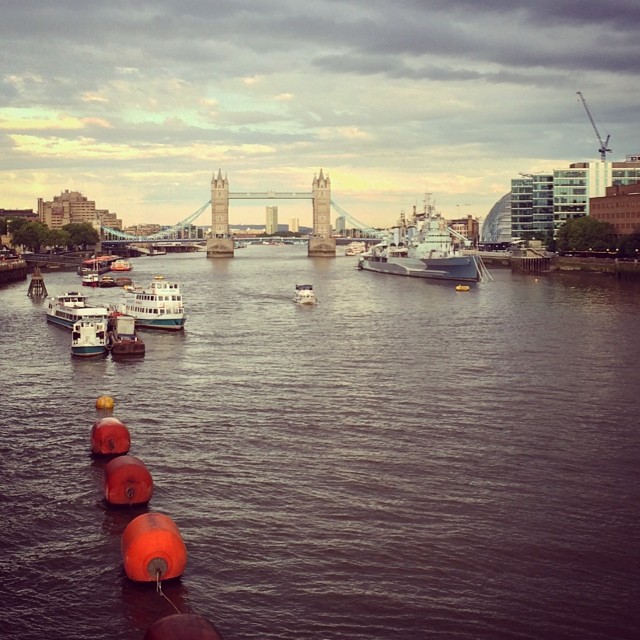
top-left (2, 250), bottom-right (640, 640)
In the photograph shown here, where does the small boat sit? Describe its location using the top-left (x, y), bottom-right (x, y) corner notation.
top-left (71, 319), bottom-right (108, 358)
top-left (455, 284), bottom-right (471, 292)
top-left (111, 276), bottom-right (186, 331)
top-left (293, 284), bottom-right (318, 305)
top-left (111, 259), bottom-right (132, 272)
top-left (82, 271), bottom-right (100, 287)
top-left (46, 292), bottom-right (109, 330)
top-left (99, 274), bottom-right (117, 288)
top-left (108, 313), bottom-right (145, 357)
top-left (114, 276), bottom-right (133, 287)
top-left (345, 241), bottom-right (367, 256)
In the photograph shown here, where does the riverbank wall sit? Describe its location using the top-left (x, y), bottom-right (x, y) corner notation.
top-left (477, 251), bottom-right (640, 280)
top-left (0, 259), bottom-right (28, 285)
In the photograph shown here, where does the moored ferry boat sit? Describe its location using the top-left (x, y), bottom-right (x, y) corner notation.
top-left (80, 256), bottom-right (119, 274)
top-left (82, 272), bottom-right (100, 287)
top-left (357, 199), bottom-right (487, 282)
top-left (111, 259), bottom-right (132, 272)
top-left (71, 319), bottom-right (108, 358)
top-left (46, 292), bottom-right (109, 330)
top-left (112, 276), bottom-right (186, 331)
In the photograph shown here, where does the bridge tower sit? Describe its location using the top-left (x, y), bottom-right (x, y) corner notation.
top-left (206, 169), bottom-right (234, 258)
top-left (309, 169), bottom-right (336, 257)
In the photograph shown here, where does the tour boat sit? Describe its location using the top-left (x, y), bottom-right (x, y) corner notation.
top-left (111, 259), bottom-right (132, 272)
top-left (71, 319), bottom-right (108, 358)
top-left (112, 276), bottom-right (186, 331)
top-left (82, 272), bottom-right (100, 287)
top-left (107, 313), bottom-right (145, 357)
top-left (46, 292), bottom-right (109, 330)
top-left (293, 284), bottom-right (318, 305)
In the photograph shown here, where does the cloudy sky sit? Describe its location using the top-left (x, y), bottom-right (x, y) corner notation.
top-left (1, 1), bottom-right (639, 230)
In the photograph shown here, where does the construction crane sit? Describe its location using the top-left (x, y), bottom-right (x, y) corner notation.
top-left (576, 91), bottom-right (612, 162)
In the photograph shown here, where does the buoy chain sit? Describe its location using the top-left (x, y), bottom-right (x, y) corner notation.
top-left (156, 571), bottom-right (182, 615)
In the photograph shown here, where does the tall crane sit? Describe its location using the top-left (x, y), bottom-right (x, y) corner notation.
top-left (576, 91), bottom-right (612, 162)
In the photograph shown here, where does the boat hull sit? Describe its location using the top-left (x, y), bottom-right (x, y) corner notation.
top-left (72, 345), bottom-right (107, 358)
top-left (134, 317), bottom-right (186, 331)
top-left (110, 340), bottom-right (146, 356)
top-left (358, 255), bottom-right (481, 282)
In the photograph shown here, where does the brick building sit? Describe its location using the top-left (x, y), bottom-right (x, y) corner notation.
top-left (589, 183), bottom-right (640, 236)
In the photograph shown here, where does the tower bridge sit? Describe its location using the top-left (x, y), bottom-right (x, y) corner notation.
top-left (101, 170), bottom-right (381, 256)
top-left (208, 169), bottom-right (334, 258)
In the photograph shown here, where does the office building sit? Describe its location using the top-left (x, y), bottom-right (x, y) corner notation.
top-left (266, 206), bottom-right (278, 234)
top-left (289, 218), bottom-right (299, 233)
top-left (509, 157), bottom-right (640, 239)
top-left (38, 190), bottom-right (122, 231)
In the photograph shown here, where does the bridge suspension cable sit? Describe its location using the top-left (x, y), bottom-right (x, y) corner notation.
top-left (330, 200), bottom-right (382, 237)
top-left (102, 200), bottom-right (211, 241)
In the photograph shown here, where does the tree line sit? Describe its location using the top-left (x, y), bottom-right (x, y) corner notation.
top-left (555, 217), bottom-right (640, 258)
top-left (0, 218), bottom-right (100, 253)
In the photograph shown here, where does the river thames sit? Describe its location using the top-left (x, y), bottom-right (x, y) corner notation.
top-left (1, 246), bottom-right (639, 640)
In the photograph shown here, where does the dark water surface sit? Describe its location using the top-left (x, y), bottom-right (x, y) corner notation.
top-left (1, 247), bottom-right (639, 640)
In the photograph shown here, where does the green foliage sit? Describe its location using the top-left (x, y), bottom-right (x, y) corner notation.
top-left (617, 231), bottom-right (640, 258)
top-left (9, 221), bottom-right (50, 252)
top-left (556, 216), bottom-right (617, 252)
top-left (46, 228), bottom-right (71, 250)
top-left (7, 217), bottom-right (29, 233)
top-left (62, 223), bottom-right (100, 248)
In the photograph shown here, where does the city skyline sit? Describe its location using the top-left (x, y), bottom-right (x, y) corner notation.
top-left (1, 2), bottom-right (639, 228)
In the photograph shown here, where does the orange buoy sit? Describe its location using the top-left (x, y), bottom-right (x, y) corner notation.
top-left (144, 614), bottom-right (223, 640)
top-left (104, 455), bottom-right (153, 506)
top-left (91, 416), bottom-right (131, 456)
top-left (95, 395), bottom-right (115, 410)
top-left (121, 513), bottom-right (187, 582)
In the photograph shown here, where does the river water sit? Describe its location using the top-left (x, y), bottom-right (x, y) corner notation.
top-left (1, 246), bottom-right (639, 640)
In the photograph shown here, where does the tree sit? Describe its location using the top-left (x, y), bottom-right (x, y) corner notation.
top-left (62, 223), bottom-right (100, 249)
top-left (617, 231), bottom-right (640, 258)
top-left (46, 228), bottom-right (71, 252)
top-left (10, 221), bottom-right (50, 252)
top-left (556, 216), bottom-right (617, 252)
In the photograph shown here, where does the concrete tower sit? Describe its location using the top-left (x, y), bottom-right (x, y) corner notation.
top-left (207, 169), bottom-right (234, 257)
top-left (309, 169), bottom-right (336, 256)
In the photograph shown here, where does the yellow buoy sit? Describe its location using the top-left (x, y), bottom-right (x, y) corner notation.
top-left (95, 395), bottom-right (115, 410)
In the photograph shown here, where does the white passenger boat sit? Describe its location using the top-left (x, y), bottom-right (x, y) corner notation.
top-left (81, 272), bottom-right (100, 287)
top-left (71, 319), bottom-right (108, 358)
top-left (293, 284), bottom-right (318, 305)
top-left (112, 276), bottom-right (186, 331)
top-left (345, 241), bottom-right (366, 256)
top-left (46, 292), bottom-right (109, 330)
